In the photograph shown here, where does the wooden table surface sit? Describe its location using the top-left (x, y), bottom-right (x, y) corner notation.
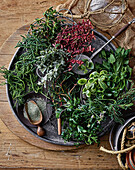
top-left (0, 1), bottom-right (123, 169)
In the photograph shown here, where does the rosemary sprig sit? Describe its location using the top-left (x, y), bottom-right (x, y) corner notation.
top-left (0, 7), bottom-right (63, 105)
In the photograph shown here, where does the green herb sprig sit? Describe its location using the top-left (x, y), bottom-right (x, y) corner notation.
top-left (0, 7), bottom-right (63, 105)
top-left (56, 97), bottom-right (100, 145)
top-left (16, 7), bottom-right (63, 56)
top-left (36, 47), bottom-right (71, 87)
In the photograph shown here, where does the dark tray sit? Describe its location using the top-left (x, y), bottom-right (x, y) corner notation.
top-left (6, 29), bottom-right (116, 146)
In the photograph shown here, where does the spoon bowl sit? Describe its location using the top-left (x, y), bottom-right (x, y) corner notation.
top-left (25, 100), bottom-right (45, 136)
top-left (71, 54), bottom-right (94, 75)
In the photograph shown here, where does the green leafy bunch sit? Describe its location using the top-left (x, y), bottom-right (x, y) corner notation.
top-left (55, 84), bottom-right (135, 144)
top-left (78, 70), bottom-right (108, 98)
top-left (77, 47), bottom-right (135, 125)
top-left (36, 47), bottom-right (71, 87)
top-left (0, 7), bottom-right (63, 105)
top-left (95, 47), bottom-right (132, 95)
top-left (97, 47), bottom-right (131, 73)
top-left (78, 47), bottom-right (132, 99)
top-left (16, 7), bottom-right (63, 57)
top-left (49, 71), bottom-right (81, 112)
top-left (0, 62), bottom-right (42, 105)
top-left (78, 59), bottom-right (94, 74)
top-left (98, 85), bottom-right (135, 123)
top-left (56, 97), bottom-right (102, 144)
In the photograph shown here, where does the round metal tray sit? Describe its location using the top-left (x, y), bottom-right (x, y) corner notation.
top-left (6, 29), bottom-right (116, 146)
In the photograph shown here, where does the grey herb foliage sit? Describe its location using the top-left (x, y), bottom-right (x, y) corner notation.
top-left (36, 47), bottom-right (70, 87)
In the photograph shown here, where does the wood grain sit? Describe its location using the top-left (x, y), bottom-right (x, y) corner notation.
top-left (0, 0), bottom-right (67, 48)
top-left (0, 1), bottom-right (122, 169)
top-left (0, 24), bottom-right (121, 170)
top-left (0, 117), bottom-right (120, 169)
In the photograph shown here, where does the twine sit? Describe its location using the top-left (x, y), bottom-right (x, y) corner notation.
top-left (56, 0), bottom-right (128, 29)
top-left (100, 126), bottom-right (135, 169)
top-left (117, 127), bottom-right (128, 170)
top-left (100, 144), bottom-right (135, 154)
top-left (100, 125), bottom-right (135, 155)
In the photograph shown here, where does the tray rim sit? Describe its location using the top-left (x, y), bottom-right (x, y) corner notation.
top-left (6, 29), bottom-right (116, 146)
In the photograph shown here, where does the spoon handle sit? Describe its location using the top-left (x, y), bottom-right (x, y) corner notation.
top-left (37, 126), bottom-right (45, 136)
top-left (57, 118), bottom-right (62, 135)
top-left (90, 36), bottom-right (114, 60)
top-left (90, 19), bottom-right (135, 60)
top-left (114, 23), bottom-right (130, 37)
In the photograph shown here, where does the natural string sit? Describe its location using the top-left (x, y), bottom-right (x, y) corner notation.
top-left (117, 127), bottom-right (128, 170)
top-left (57, 0), bottom-right (128, 29)
top-left (100, 144), bottom-right (135, 154)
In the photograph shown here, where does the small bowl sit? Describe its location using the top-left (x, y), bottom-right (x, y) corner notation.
top-left (109, 114), bottom-right (135, 151)
top-left (129, 150), bottom-right (135, 170)
top-left (16, 92), bottom-right (52, 128)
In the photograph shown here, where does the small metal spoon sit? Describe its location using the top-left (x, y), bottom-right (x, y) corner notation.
top-left (71, 54), bottom-right (94, 75)
top-left (25, 100), bottom-right (45, 136)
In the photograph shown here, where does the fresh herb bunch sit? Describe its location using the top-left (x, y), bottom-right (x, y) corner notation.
top-left (89, 85), bottom-right (135, 124)
top-left (55, 20), bottom-right (95, 70)
top-left (77, 47), bottom-right (134, 125)
top-left (78, 59), bottom-right (94, 74)
top-left (56, 97), bottom-right (101, 144)
top-left (16, 7), bottom-right (63, 56)
top-left (95, 47), bottom-right (132, 92)
top-left (0, 7), bottom-right (63, 105)
top-left (0, 63), bottom-right (42, 105)
top-left (55, 82), bottom-right (135, 145)
top-left (96, 47), bottom-right (131, 73)
top-left (96, 84), bottom-right (135, 123)
top-left (36, 47), bottom-right (70, 87)
top-left (78, 70), bottom-right (109, 97)
top-left (78, 47), bottom-right (132, 99)
top-left (49, 71), bottom-right (81, 109)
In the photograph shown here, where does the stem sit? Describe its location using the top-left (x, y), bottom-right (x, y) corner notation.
top-left (68, 83), bottom-right (77, 94)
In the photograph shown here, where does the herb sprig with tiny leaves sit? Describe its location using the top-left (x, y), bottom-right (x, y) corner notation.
top-left (56, 97), bottom-right (101, 145)
top-left (55, 83), bottom-right (135, 145)
top-left (55, 19), bottom-right (95, 70)
top-left (36, 46), bottom-right (70, 87)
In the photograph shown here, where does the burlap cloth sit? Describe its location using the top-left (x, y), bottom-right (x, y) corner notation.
top-left (56, 0), bottom-right (135, 56)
